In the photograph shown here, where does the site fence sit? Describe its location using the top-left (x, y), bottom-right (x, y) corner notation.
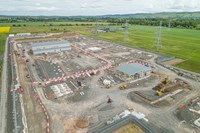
top-left (90, 116), bottom-right (153, 133)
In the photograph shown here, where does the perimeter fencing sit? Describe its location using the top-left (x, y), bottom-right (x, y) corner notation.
top-left (89, 115), bottom-right (153, 133)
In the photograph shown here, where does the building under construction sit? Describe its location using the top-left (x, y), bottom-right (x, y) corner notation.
top-left (30, 40), bottom-right (71, 55)
top-left (115, 63), bottom-right (151, 81)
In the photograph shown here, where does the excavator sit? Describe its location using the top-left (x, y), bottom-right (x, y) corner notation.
top-left (155, 77), bottom-right (169, 96)
top-left (155, 88), bottom-right (165, 96)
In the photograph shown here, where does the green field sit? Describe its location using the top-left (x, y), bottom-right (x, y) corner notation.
top-left (0, 21), bottom-right (109, 26)
top-left (0, 33), bottom-right (7, 75)
top-left (0, 22), bottom-right (199, 73)
top-left (84, 25), bottom-right (200, 73)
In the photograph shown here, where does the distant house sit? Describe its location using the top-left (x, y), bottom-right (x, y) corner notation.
top-left (30, 40), bottom-right (71, 55)
top-left (116, 63), bottom-right (151, 81)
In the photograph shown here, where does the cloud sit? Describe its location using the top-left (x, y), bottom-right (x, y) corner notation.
top-left (34, 6), bottom-right (59, 12)
top-left (80, 3), bottom-right (88, 9)
top-left (0, 0), bottom-right (200, 16)
top-left (169, 0), bottom-right (200, 11)
top-left (35, 3), bottom-right (41, 6)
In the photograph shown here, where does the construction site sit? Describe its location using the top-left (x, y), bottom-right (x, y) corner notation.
top-left (9, 32), bottom-right (200, 133)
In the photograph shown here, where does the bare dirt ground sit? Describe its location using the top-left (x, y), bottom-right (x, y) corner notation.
top-left (35, 71), bottom-right (156, 133)
top-left (163, 58), bottom-right (184, 65)
top-left (14, 35), bottom-right (200, 133)
top-left (17, 58), bottom-right (46, 133)
top-left (72, 54), bottom-right (101, 68)
top-left (63, 118), bottom-right (88, 133)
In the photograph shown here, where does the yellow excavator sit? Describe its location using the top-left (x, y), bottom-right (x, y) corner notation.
top-left (155, 77), bottom-right (169, 96)
top-left (156, 87), bottom-right (165, 96)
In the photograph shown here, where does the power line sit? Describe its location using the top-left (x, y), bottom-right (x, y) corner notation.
top-left (153, 21), bottom-right (162, 50)
top-left (95, 21), bottom-right (99, 34)
top-left (123, 20), bottom-right (129, 41)
top-left (168, 19), bottom-right (171, 31)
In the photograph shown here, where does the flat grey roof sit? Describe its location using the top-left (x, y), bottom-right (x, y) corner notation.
top-left (32, 46), bottom-right (71, 52)
top-left (30, 40), bottom-right (69, 47)
top-left (116, 63), bottom-right (151, 76)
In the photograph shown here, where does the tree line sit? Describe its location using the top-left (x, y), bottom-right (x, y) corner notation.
top-left (106, 18), bottom-right (200, 29)
top-left (1, 16), bottom-right (200, 30)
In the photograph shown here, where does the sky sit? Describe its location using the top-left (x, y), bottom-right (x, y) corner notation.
top-left (0, 0), bottom-right (200, 16)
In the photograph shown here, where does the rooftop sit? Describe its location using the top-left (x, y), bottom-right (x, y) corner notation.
top-left (116, 63), bottom-right (151, 76)
top-left (30, 40), bottom-right (69, 47)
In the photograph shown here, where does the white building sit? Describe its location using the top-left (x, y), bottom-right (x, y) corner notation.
top-left (87, 47), bottom-right (102, 52)
top-left (30, 40), bottom-right (71, 55)
top-left (16, 33), bottom-right (31, 36)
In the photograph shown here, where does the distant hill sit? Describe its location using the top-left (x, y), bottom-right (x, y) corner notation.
top-left (1, 11), bottom-right (200, 19)
top-left (100, 12), bottom-right (200, 19)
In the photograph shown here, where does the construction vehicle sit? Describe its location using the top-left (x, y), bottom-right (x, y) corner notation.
top-left (162, 77), bottom-right (169, 85)
top-left (26, 74), bottom-right (30, 78)
top-left (14, 50), bottom-right (18, 55)
top-left (152, 83), bottom-right (164, 91)
top-left (103, 79), bottom-right (112, 89)
top-left (155, 89), bottom-right (164, 96)
top-left (18, 86), bottom-right (24, 93)
top-left (155, 84), bottom-right (177, 96)
top-left (119, 82), bottom-right (127, 90)
top-left (178, 103), bottom-right (186, 110)
top-left (106, 84), bottom-right (112, 89)
top-left (26, 59), bottom-right (30, 62)
top-left (107, 95), bottom-right (112, 103)
top-left (77, 80), bottom-right (82, 86)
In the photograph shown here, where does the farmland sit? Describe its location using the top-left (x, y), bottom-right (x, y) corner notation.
top-left (86, 25), bottom-right (200, 73)
top-left (0, 33), bottom-right (7, 75)
top-left (0, 22), bottom-right (200, 73)
top-left (0, 27), bottom-right (10, 33)
top-left (0, 21), bottom-right (109, 26)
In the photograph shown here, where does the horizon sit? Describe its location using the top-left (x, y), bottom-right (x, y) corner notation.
top-left (1, 11), bottom-right (200, 17)
top-left (1, 0), bottom-right (200, 16)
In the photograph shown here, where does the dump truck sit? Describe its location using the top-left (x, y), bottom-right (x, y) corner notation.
top-left (119, 82), bottom-right (127, 90)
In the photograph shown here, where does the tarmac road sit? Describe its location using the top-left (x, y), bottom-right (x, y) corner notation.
top-left (0, 37), bottom-right (9, 133)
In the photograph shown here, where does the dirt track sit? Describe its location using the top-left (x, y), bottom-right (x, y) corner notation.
top-left (17, 57), bottom-right (46, 133)
top-left (163, 58), bottom-right (184, 65)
